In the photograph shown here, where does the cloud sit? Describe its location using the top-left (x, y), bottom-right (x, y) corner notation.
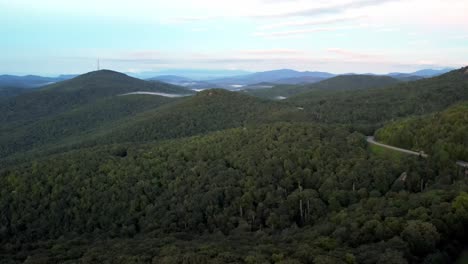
top-left (374, 27), bottom-right (400, 32)
top-left (449, 35), bottom-right (468, 40)
top-left (240, 49), bottom-right (303, 55)
top-left (254, 24), bottom-right (370, 38)
top-left (158, 0), bottom-right (399, 25)
top-left (16, 46), bottom-right (467, 75)
top-left (416, 60), bottom-right (437, 65)
top-left (326, 48), bottom-right (386, 62)
top-left (254, 0), bottom-right (401, 18)
top-left (254, 27), bottom-right (338, 38)
top-left (258, 15), bottom-right (366, 30)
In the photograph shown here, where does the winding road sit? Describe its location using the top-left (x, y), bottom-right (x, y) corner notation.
top-left (366, 136), bottom-right (428, 158)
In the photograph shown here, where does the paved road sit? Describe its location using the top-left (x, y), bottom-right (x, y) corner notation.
top-left (367, 136), bottom-right (428, 158)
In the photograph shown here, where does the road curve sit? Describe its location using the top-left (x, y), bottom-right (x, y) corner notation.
top-left (367, 136), bottom-right (428, 158)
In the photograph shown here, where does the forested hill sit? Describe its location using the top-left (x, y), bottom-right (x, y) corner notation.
top-left (311, 74), bottom-right (399, 90)
top-left (41, 69), bottom-right (191, 94)
top-left (286, 67), bottom-right (468, 133)
top-left (0, 70), bottom-right (197, 162)
top-left (79, 89), bottom-right (301, 146)
top-left (245, 75), bottom-right (399, 99)
top-left (3, 122), bottom-right (468, 263)
top-left (375, 102), bottom-right (468, 164)
top-left (0, 70), bottom-right (192, 125)
top-left (0, 89), bottom-right (299, 163)
top-left (0, 94), bottom-right (177, 161)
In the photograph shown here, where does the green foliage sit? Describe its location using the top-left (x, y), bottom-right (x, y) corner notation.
top-left (0, 95), bottom-right (176, 160)
top-left (87, 89), bottom-right (300, 145)
top-left (1, 122), bottom-right (468, 262)
top-left (286, 68), bottom-right (468, 133)
top-left (376, 102), bottom-right (468, 162)
top-left (401, 220), bottom-right (440, 256)
top-left (0, 70), bottom-right (194, 161)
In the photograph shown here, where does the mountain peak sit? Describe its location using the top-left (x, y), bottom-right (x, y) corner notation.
top-left (81, 69), bottom-right (128, 78)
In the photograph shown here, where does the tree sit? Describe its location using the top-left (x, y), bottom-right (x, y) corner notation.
top-left (401, 220), bottom-right (440, 256)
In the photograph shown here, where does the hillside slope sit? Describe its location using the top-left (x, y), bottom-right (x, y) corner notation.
top-left (246, 75), bottom-right (399, 99)
top-left (375, 102), bottom-right (468, 163)
top-left (0, 89), bottom-right (301, 163)
top-left (0, 95), bottom-right (177, 160)
top-left (0, 70), bottom-right (195, 161)
top-left (85, 89), bottom-right (301, 145)
top-left (286, 67), bottom-right (468, 133)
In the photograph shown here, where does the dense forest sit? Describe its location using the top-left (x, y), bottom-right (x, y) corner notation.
top-left (0, 89), bottom-right (300, 164)
top-left (0, 94), bottom-right (178, 161)
top-left (375, 102), bottom-right (468, 164)
top-left (0, 87), bottom-right (26, 98)
top-left (0, 71), bottom-right (195, 162)
top-left (287, 68), bottom-right (468, 134)
top-left (2, 123), bottom-right (468, 263)
top-left (1, 67), bottom-right (468, 263)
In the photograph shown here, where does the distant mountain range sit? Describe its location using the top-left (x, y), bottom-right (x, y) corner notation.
top-left (1, 68), bottom-right (454, 91)
top-left (127, 69), bottom-right (251, 80)
top-left (389, 68), bottom-right (454, 77)
top-left (148, 68), bottom-right (455, 90)
top-left (0, 74), bottom-right (77, 88)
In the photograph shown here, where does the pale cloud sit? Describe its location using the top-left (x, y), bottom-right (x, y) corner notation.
top-left (254, 27), bottom-right (340, 38)
top-left (10, 46), bottom-right (466, 75)
top-left (254, 24), bottom-right (369, 38)
top-left (374, 27), bottom-right (400, 32)
top-left (417, 60), bottom-right (437, 65)
top-left (326, 48), bottom-right (386, 61)
top-left (239, 49), bottom-right (303, 55)
top-left (257, 15), bottom-right (366, 30)
top-left (449, 35), bottom-right (468, 40)
top-left (253, 0), bottom-right (401, 18)
top-left (407, 39), bottom-right (431, 46)
top-left (92, 48), bottom-right (464, 73)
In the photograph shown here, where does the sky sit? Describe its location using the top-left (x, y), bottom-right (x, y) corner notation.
top-left (1, 0), bottom-right (468, 75)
